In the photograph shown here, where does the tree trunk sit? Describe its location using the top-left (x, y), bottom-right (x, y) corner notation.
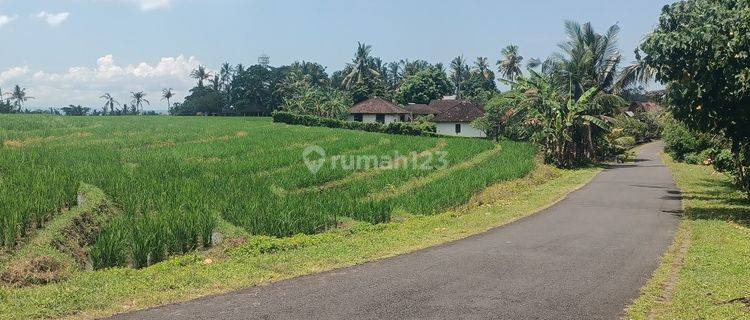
top-left (587, 124), bottom-right (595, 161)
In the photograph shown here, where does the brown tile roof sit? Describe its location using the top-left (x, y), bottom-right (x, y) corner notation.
top-left (428, 99), bottom-right (463, 112)
top-left (432, 101), bottom-right (485, 122)
top-left (349, 97), bottom-right (410, 114)
top-left (402, 104), bottom-right (438, 115)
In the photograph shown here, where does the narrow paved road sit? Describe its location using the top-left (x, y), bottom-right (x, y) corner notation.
top-left (112, 142), bottom-right (681, 320)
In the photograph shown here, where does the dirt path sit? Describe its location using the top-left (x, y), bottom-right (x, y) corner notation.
top-left (111, 141), bottom-right (680, 320)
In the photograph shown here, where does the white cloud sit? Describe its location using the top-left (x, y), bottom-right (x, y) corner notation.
top-left (36, 11), bottom-right (70, 26)
top-left (133, 0), bottom-right (172, 11)
top-left (0, 66), bottom-right (29, 84)
top-left (13, 55), bottom-right (201, 109)
top-left (0, 14), bottom-right (16, 27)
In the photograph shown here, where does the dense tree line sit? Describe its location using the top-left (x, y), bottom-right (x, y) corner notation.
top-left (167, 42), bottom-right (501, 117)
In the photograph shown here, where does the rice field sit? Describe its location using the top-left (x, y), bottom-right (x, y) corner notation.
top-left (0, 115), bottom-right (535, 269)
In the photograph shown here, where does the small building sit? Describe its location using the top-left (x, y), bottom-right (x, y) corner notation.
top-left (432, 100), bottom-right (486, 138)
top-left (347, 97), bottom-right (411, 124)
top-left (347, 97), bottom-right (487, 138)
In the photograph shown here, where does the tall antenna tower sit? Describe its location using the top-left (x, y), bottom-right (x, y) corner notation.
top-left (258, 54), bottom-right (270, 67)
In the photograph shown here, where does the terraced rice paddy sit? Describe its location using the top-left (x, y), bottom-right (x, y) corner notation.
top-left (0, 115), bottom-right (535, 269)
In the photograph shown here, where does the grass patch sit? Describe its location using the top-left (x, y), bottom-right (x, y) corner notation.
top-left (625, 155), bottom-right (750, 319)
top-left (1, 184), bottom-right (115, 286)
top-left (0, 163), bottom-right (599, 320)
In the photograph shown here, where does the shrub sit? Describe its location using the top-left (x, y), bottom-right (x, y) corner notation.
top-left (272, 111), bottom-right (437, 137)
top-left (611, 115), bottom-right (649, 143)
top-left (714, 149), bottom-right (734, 173)
top-left (662, 117), bottom-right (714, 161)
top-left (614, 136), bottom-right (636, 149)
top-left (683, 152), bottom-right (705, 165)
top-left (634, 109), bottom-right (664, 140)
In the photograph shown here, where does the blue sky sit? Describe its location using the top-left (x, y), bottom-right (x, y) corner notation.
top-left (0, 0), bottom-right (675, 110)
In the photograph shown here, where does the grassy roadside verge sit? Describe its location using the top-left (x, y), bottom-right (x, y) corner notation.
top-left (625, 155), bottom-right (750, 319)
top-left (0, 164), bottom-right (600, 320)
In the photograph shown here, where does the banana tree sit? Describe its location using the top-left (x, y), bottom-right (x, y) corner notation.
top-left (510, 70), bottom-right (621, 167)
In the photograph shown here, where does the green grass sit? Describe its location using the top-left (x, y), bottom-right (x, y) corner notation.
top-left (626, 155), bottom-right (750, 320)
top-left (0, 184), bottom-right (115, 286)
top-left (0, 160), bottom-right (600, 319)
top-left (0, 115), bottom-right (535, 269)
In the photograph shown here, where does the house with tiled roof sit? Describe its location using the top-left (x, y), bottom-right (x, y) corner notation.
top-left (348, 96), bottom-right (486, 138)
top-left (431, 100), bottom-right (486, 137)
top-left (402, 98), bottom-right (486, 137)
top-left (347, 97), bottom-right (411, 124)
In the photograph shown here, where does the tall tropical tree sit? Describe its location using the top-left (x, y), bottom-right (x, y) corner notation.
top-left (210, 74), bottom-right (221, 91)
top-left (9, 85), bottom-right (33, 112)
top-left (161, 88), bottom-right (175, 109)
top-left (497, 45), bottom-right (524, 81)
top-left (190, 65), bottom-right (212, 88)
top-left (474, 57), bottom-right (493, 80)
top-left (450, 55), bottom-right (470, 98)
top-left (342, 42), bottom-right (381, 89)
top-left (554, 21), bottom-right (622, 98)
top-left (99, 93), bottom-right (119, 114)
top-left (130, 91), bottom-right (150, 113)
top-left (613, 48), bottom-right (657, 92)
top-left (385, 61), bottom-right (401, 89)
top-left (508, 70), bottom-right (623, 167)
top-left (218, 62), bottom-right (234, 92)
top-left (399, 59), bottom-right (431, 79)
top-left (526, 58), bottom-right (542, 69)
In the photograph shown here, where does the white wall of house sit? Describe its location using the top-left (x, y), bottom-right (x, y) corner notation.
top-left (435, 122), bottom-right (486, 138)
top-left (347, 114), bottom-right (403, 124)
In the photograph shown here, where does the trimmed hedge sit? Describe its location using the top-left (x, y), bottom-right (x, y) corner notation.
top-left (272, 111), bottom-right (438, 137)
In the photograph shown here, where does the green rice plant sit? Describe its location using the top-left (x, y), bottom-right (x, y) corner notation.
top-left (91, 217), bottom-right (130, 270)
top-left (130, 216), bottom-right (155, 269)
top-left (0, 115), bottom-right (536, 270)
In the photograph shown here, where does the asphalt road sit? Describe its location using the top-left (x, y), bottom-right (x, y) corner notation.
top-left (110, 141), bottom-right (681, 320)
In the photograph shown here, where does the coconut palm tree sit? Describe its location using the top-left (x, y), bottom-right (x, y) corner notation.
top-left (161, 88), bottom-right (174, 109)
top-left (342, 42), bottom-right (381, 89)
top-left (99, 93), bottom-right (119, 114)
top-left (526, 58), bottom-right (542, 69)
top-left (497, 45), bottom-right (525, 81)
top-left (190, 65), bottom-right (212, 88)
top-left (450, 55), bottom-right (470, 98)
top-left (9, 85), bottom-right (33, 112)
top-left (218, 62), bottom-right (233, 92)
top-left (130, 91), bottom-right (150, 113)
top-left (613, 48), bottom-right (657, 92)
top-left (554, 21), bottom-right (622, 98)
top-left (474, 57), bottom-right (493, 80)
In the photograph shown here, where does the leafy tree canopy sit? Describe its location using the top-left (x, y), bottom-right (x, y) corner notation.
top-left (395, 67), bottom-right (452, 104)
top-left (642, 0), bottom-right (750, 144)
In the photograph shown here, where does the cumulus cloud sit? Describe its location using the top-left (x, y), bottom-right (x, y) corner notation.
top-left (11, 54), bottom-right (201, 109)
top-left (36, 11), bottom-right (70, 26)
top-left (0, 66), bottom-right (29, 84)
top-left (0, 14), bottom-right (16, 27)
